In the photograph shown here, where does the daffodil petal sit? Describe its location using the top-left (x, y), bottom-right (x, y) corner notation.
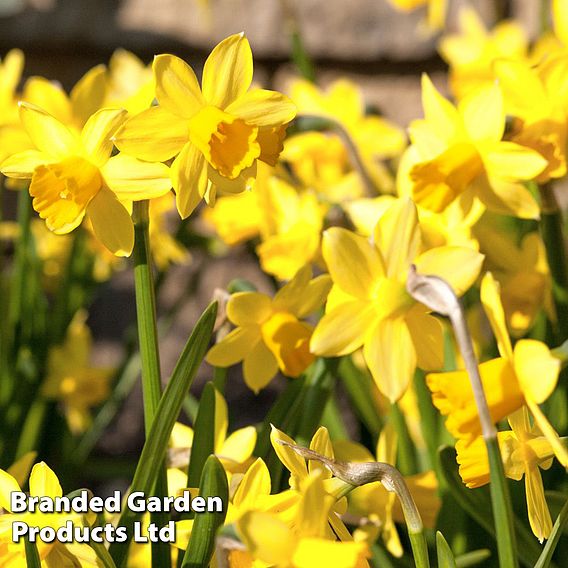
top-left (525, 466), bottom-right (553, 543)
top-left (459, 83), bottom-right (504, 143)
top-left (113, 105), bottom-right (187, 162)
top-left (373, 197), bottom-right (419, 279)
top-left (70, 64), bottom-right (107, 126)
top-left (480, 272), bottom-right (513, 359)
top-left (270, 426), bottom-right (308, 480)
top-left (227, 292), bottom-right (272, 326)
top-left (406, 308), bottom-right (444, 370)
top-left (103, 154), bottom-right (172, 200)
top-left (475, 176), bottom-right (540, 220)
top-left (19, 102), bottom-right (77, 158)
top-left (364, 318), bottom-right (416, 402)
top-left (220, 426), bottom-right (257, 467)
top-left (153, 54), bottom-right (205, 119)
top-left (233, 458), bottom-right (271, 509)
top-left (86, 186), bottom-right (134, 257)
top-left (29, 462), bottom-right (62, 499)
top-left (226, 89), bottom-right (296, 126)
top-left (310, 301), bottom-right (374, 356)
top-left (237, 511), bottom-right (295, 566)
top-left (514, 340), bottom-right (560, 404)
top-left (81, 108), bottom-right (127, 167)
top-left (526, 400), bottom-right (568, 468)
top-left (294, 275), bottom-right (333, 319)
top-left (322, 227), bottom-right (384, 299)
top-left (243, 340), bottom-right (278, 393)
top-left (421, 74), bottom-right (460, 142)
top-left (23, 76), bottom-right (72, 124)
top-left (171, 142), bottom-right (208, 219)
top-left (0, 469), bottom-right (21, 512)
top-left (483, 142), bottom-right (547, 181)
top-left (206, 326), bottom-right (258, 367)
top-left (202, 33), bottom-right (253, 109)
top-left (293, 538), bottom-right (369, 568)
top-left (1, 150), bottom-right (45, 179)
top-left (414, 246), bottom-right (484, 297)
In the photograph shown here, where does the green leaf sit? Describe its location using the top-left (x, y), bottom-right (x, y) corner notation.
top-left (436, 531), bottom-right (457, 568)
top-left (182, 455), bottom-right (229, 567)
top-left (455, 549), bottom-right (492, 567)
top-left (109, 301), bottom-right (217, 567)
top-left (24, 537), bottom-right (41, 568)
top-left (438, 446), bottom-right (544, 568)
top-left (534, 497), bottom-right (568, 568)
top-left (187, 383), bottom-right (217, 489)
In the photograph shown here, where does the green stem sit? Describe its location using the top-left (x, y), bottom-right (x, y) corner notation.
top-left (534, 497), bottom-right (568, 568)
top-left (390, 402), bottom-right (418, 475)
top-left (539, 184), bottom-right (568, 341)
top-left (132, 200), bottom-right (169, 567)
top-left (295, 358), bottom-right (337, 446)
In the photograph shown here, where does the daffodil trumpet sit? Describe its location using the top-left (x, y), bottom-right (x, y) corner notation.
top-left (276, 438), bottom-right (430, 568)
top-left (406, 265), bottom-right (518, 568)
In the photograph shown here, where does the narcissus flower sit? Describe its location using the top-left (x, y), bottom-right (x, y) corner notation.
top-left (387, 0), bottom-right (448, 31)
top-left (206, 265), bottom-right (331, 392)
top-left (427, 272), bottom-right (568, 467)
top-left (438, 6), bottom-right (527, 99)
top-left (114, 33), bottom-right (297, 218)
top-left (42, 311), bottom-right (113, 434)
top-left (407, 76), bottom-right (547, 218)
top-left (457, 407), bottom-right (559, 542)
top-left (237, 472), bottom-right (370, 568)
top-left (0, 462), bottom-right (97, 567)
top-left (1, 103), bottom-right (171, 256)
top-left (310, 197), bottom-right (483, 402)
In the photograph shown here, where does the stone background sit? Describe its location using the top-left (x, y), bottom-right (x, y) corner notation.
top-left (0, 0), bottom-right (542, 478)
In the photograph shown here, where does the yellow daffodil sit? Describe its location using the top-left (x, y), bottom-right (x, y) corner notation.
top-left (438, 6), bottom-right (528, 99)
top-left (42, 311), bottom-right (113, 434)
top-left (310, 197), bottom-right (483, 402)
top-left (334, 424), bottom-right (440, 557)
top-left (0, 462), bottom-right (97, 567)
top-left (407, 75), bottom-right (547, 218)
top-left (475, 225), bottom-right (553, 335)
top-left (104, 49), bottom-right (154, 114)
top-left (387, 0), bottom-right (447, 31)
top-left (169, 389), bottom-right (257, 476)
top-left (282, 131), bottom-right (367, 200)
top-left (427, 272), bottom-right (568, 467)
top-left (23, 64), bottom-right (108, 131)
top-left (237, 471), bottom-right (370, 568)
top-left (256, 177), bottom-right (325, 280)
top-left (148, 193), bottom-right (191, 270)
top-left (553, 0), bottom-right (568, 46)
top-left (114, 33), bottom-right (297, 218)
top-left (0, 49), bottom-right (32, 163)
top-left (1, 103), bottom-right (171, 255)
top-left (289, 78), bottom-right (406, 194)
top-left (457, 407), bottom-right (560, 542)
top-left (493, 55), bottom-right (568, 182)
top-left (201, 188), bottom-right (262, 246)
top-left (206, 265), bottom-right (332, 392)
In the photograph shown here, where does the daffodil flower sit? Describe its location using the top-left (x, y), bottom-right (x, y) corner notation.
top-left (1, 103), bottom-right (171, 256)
top-left (114, 33), bottom-right (297, 218)
top-left (206, 265), bottom-right (332, 392)
top-left (407, 75), bottom-right (547, 218)
top-left (310, 197), bottom-right (484, 402)
top-left (493, 56), bottom-right (568, 183)
top-left (0, 462), bottom-right (98, 567)
top-left (427, 272), bottom-right (568, 467)
top-left (438, 6), bottom-right (528, 99)
top-left (457, 407), bottom-right (562, 542)
top-left (387, 0), bottom-right (448, 31)
top-left (42, 311), bottom-right (113, 435)
top-left (237, 470), bottom-right (370, 568)
top-left (169, 389), bottom-right (257, 475)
